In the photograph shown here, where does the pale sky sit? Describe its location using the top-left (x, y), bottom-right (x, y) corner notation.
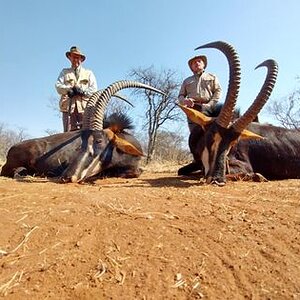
top-left (1, 0), bottom-right (300, 137)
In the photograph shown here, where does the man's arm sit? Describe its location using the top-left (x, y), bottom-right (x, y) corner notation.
top-left (178, 79), bottom-right (195, 107)
top-left (210, 76), bottom-right (222, 102)
top-left (55, 69), bottom-right (72, 95)
top-left (83, 71), bottom-right (98, 97)
top-left (202, 76), bottom-right (222, 110)
top-left (178, 81), bottom-right (187, 104)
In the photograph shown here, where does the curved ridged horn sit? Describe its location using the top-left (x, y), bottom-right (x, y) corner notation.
top-left (81, 91), bottom-right (134, 130)
top-left (92, 80), bottom-right (166, 131)
top-left (113, 93), bottom-right (134, 107)
top-left (82, 90), bottom-right (104, 129)
top-left (232, 59), bottom-right (278, 132)
top-left (195, 41), bottom-right (241, 128)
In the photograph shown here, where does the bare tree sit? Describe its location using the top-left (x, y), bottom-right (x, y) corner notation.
top-left (267, 87), bottom-right (300, 130)
top-left (153, 130), bottom-right (190, 162)
top-left (105, 97), bottom-right (132, 117)
top-left (129, 66), bottom-right (183, 163)
top-left (137, 129), bottom-right (190, 164)
top-left (48, 95), bottom-right (60, 117)
top-left (0, 123), bottom-right (29, 162)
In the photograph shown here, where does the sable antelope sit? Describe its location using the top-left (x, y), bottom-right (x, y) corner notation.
top-left (178, 41), bottom-right (297, 185)
top-left (1, 81), bottom-right (165, 182)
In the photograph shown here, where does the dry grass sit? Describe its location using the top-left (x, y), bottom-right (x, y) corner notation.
top-left (0, 175), bottom-right (299, 299)
top-left (142, 160), bottom-right (187, 173)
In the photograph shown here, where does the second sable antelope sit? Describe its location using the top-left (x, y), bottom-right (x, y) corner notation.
top-left (178, 41), bottom-right (295, 185)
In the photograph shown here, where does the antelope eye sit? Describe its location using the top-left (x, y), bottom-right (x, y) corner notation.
top-left (93, 132), bottom-right (105, 144)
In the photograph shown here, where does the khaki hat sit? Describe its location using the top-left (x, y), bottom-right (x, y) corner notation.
top-left (188, 55), bottom-right (207, 70)
top-left (65, 46), bottom-right (86, 61)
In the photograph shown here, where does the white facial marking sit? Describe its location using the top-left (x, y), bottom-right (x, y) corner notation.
top-left (202, 147), bottom-right (210, 175)
top-left (88, 144), bottom-right (94, 156)
top-left (202, 132), bottom-right (222, 177)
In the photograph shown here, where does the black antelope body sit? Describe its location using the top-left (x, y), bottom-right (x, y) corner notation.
top-left (178, 41), bottom-right (299, 185)
top-left (1, 81), bottom-right (165, 182)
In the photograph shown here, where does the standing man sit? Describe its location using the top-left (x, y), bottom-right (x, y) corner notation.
top-left (55, 46), bottom-right (98, 132)
top-left (178, 55), bottom-right (222, 132)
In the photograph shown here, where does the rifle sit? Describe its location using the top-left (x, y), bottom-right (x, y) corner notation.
top-left (65, 97), bottom-right (73, 132)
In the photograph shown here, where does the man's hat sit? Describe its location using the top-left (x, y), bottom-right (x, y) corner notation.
top-left (66, 46), bottom-right (86, 61)
top-left (188, 55), bottom-right (207, 70)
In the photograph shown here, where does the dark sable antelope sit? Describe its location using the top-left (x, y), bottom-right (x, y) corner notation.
top-left (61, 80), bottom-right (166, 183)
top-left (1, 81), bottom-right (165, 182)
top-left (178, 41), bottom-right (298, 185)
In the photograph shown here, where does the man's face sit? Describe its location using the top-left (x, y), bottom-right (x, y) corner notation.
top-left (69, 53), bottom-right (83, 68)
top-left (190, 58), bottom-right (205, 73)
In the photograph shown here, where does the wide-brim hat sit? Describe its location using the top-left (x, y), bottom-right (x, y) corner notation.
top-left (188, 55), bottom-right (207, 70)
top-left (66, 46), bottom-right (86, 61)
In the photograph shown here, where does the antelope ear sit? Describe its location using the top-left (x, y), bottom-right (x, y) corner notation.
top-left (177, 104), bottom-right (213, 126)
top-left (104, 129), bottom-right (144, 156)
top-left (114, 135), bottom-right (144, 156)
top-left (240, 129), bottom-right (264, 140)
top-left (104, 128), bottom-right (115, 141)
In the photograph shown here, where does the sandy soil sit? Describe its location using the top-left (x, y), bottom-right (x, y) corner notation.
top-left (0, 172), bottom-right (299, 299)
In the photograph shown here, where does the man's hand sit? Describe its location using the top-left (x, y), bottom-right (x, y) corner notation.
top-left (183, 98), bottom-right (195, 107)
top-left (72, 86), bottom-right (85, 96)
top-left (67, 86), bottom-right (85, 98)
top-left (67, 88), bottom-right (75, 98)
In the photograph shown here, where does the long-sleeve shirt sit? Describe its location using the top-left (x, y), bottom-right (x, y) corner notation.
top-left (55, 66), bottom-right (98, 113)
top-left (178, 72), bottom-right (222, 110)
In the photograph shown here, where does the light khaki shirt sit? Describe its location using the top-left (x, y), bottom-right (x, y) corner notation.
top-left (55, 66), bottom-right (98, 113)
top-left (178, 72), bottom-right (222, 109)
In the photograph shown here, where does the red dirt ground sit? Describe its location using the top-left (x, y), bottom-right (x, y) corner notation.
top-left (0, 172), bottom-right (299, 299)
